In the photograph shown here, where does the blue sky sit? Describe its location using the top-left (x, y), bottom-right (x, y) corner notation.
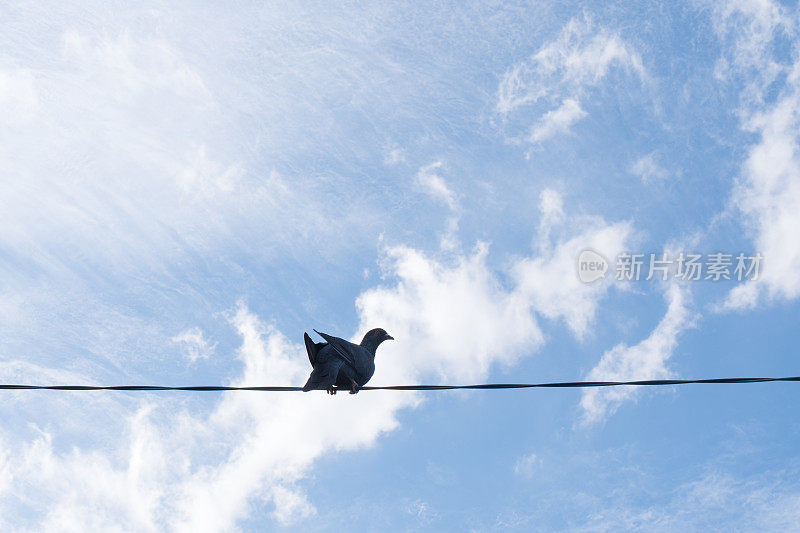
top-left (1, 0), bottom-right (800, 530)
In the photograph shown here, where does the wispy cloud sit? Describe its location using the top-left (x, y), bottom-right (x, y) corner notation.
top-left (406, 499), bottom-right (438, 525)
top-left (496, 14), bottom-right (645, 145)
top-left (630, 153), bottom-right (668, 183)
top-left (415, 161), bottom-right (460, 249)
top-left (172, 327), bottom-right (216, 363)
top-left (528, 98), bottom-right (587, 144)
top-left (580, 284), bottom-right (694, 425)
top-left (513, 452), bottom-right (540, 478)
top-left (415, 161), bottom-right (457, 211)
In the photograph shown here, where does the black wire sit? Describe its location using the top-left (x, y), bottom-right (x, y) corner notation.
top-left (0, 376), bottom-right (798, 392)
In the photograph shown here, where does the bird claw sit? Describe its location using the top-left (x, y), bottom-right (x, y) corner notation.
top-left (349, 380), bottom-right (359, 395)
top-left (327, 386), bottom-right (337, 395)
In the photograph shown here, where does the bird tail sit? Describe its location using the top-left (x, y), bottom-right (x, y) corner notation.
top-left (302, 372), bottom-right (318, 392)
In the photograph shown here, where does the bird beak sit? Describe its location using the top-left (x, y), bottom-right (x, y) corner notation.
top-left (385, 334), bottom-right (394, 341)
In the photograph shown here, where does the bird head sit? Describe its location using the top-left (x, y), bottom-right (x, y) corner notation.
top-left (361, 328), bottom-right (394, 353)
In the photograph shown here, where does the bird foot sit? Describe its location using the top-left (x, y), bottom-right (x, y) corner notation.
top-left (349, 379), bottom-right (359, 395)
top-left (327, 386), bottom-right (337, 395)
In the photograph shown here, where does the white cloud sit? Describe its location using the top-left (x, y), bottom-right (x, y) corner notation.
top-left (630, 153), bottom-right (668, 183)
top-left (528, 98), bottom-right (587, 144)
top-left (415, 161), bottom-right (460, 250)
top-left (358, 197), bottom-right (630, 382)
top-left (406, 499), bottom-right (438, 524)
top-left (496, 14), bottom-right (644, 145)
top-left (714, 0), bottom-right (800, 309)
top-left (725, 86), bottom-right (800, 307)
top-left (496, 15), bottom-right (644, 114)
top-left (172, 327), bottom-right (216, 363)
top-left (580, 283), bottom-right (693, 425)
top-left (513, 452), bottom-right (540, 478)
top-left (358, 242), bottom-right (543, 383)
top-left (538, 188), bottom-right (566, 246)
top-left (415, 161), bottom-right (457, 211)
top-left (712, 0), bottom-right (792, 104)
top-left (539, 188), bottom-right (565, 222)
top-left (514, 192), bottom-right (632, 338)
top-left (269, 486), bottom-right (316, 525)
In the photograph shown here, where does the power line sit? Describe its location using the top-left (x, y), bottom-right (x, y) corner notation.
top-left (0, 376), bottom-right (798, 392)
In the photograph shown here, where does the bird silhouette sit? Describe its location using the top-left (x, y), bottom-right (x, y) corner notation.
top-left (302, 328), bottom-right (393, 394)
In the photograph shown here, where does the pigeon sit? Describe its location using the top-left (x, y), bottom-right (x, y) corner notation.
top-left (302, 328), bottom-right (393, 394)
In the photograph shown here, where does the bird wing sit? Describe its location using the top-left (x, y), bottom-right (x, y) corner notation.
top-left (313, 329), bottom-right (357, 369)
top-left (302, 357), bottom-right (343, 391)
top-left (303, 332), bottom-right (325, 366)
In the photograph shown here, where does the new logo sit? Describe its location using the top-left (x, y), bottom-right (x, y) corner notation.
top-left (577, 249), bottom-right (608, 283)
